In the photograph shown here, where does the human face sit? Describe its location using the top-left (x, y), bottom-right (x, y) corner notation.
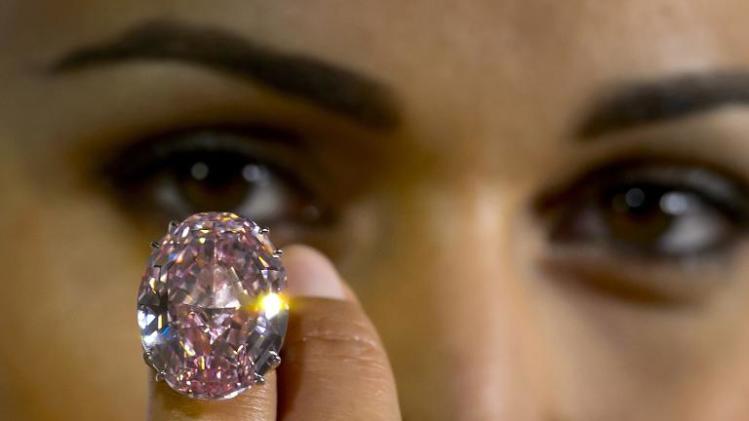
top-left (4, 1), bottom-right (749, 419)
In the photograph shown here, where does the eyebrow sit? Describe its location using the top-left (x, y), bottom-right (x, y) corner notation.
top-left (51, 19), bottom-right (400, 130)
top-left (577, 72), bottom-right (749, 139)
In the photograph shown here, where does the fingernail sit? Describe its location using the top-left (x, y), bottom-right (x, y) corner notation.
top-left (282, 245), bottom-right (348, 299)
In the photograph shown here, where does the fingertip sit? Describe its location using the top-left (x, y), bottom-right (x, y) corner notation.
top-left (281, 245), bottom-right (354, 301)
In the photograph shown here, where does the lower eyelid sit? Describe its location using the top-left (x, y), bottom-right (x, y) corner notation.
top-left (539, 248), bottom-right (736, 307)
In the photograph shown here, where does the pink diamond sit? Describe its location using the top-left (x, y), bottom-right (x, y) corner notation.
top-left (137, 212), bottom-right (287, 399)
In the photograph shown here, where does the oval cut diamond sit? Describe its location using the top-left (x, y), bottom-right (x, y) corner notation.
top-left (137, 212), bottom-right (288, 399)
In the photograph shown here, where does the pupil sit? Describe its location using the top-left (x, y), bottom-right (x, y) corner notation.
top-left (624, 187), bottom-right (646, 209)
top-left (612, 186), bottom-right (662, 215)
top-left (177, 154), bottom-right (259, 213)
top-left (607, 185), bottom-right (674, 249)
top-left (190, 162), bottom-right (209, 181)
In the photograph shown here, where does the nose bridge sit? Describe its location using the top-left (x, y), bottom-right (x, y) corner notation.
top-left (434, 182), bottom-right (543, 420)
top-left (373, 179), bottom-right (546, 420)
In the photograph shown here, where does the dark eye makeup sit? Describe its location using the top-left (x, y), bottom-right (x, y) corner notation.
top-left (536, 158), bottom-right (749, 260)
top-left (101, 125), bottom-right (333, 229)
top-left (103, 120), bottom-right (749, 267)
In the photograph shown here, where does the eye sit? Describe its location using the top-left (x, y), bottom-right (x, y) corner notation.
top-left (102, 127), bottom-right (328, 227)
top-left (538, 160), bottom-right (749, 259)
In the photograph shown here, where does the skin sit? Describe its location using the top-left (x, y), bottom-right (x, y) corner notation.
top-left (5, 0), bottom-right (749, 419)
top-left (148, 246), bottom-right (400, 421)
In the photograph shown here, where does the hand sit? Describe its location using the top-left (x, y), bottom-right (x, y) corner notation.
top-left (147, 245), bottom-right (402, 421)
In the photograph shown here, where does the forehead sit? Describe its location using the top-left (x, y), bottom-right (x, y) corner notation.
top-left (3, 1), bottom-right (749, 154)
top-left (6, 1), bottom-right (742, 69)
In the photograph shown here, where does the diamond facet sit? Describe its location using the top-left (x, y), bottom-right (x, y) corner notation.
top-left (137, 212), bottom-right (288, 399)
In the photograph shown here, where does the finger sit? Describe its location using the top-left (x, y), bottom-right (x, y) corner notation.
top-left (278, 245), bottom-right (401, 421)
top-left (148, 369), bottom-right (276, 421)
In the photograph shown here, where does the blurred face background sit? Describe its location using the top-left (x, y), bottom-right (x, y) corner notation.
top-left (5, 1), bottom-right (749, 419)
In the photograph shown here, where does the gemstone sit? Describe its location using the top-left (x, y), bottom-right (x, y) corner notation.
top-left (137, 212), bottom-right (288, 400)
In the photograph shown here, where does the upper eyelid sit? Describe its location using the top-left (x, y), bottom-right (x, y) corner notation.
top-left (534, 158), bottom-right (749, 215)
top-left (102, 125), bottom-right (305, 180)
top-left (594, 165), bottom-right (749, 217)
top-left (100, 127), bottom-right (336, 213)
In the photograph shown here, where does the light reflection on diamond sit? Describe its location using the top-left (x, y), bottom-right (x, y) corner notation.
top-left (258, 293), bottom-right (287, 319)
top-left (136, 212), bottom-right (287, 400)
top-left (137, 311), bottom-right (155, 330)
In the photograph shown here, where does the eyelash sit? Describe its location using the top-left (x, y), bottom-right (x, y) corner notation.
top-left (535, 157), bottom-right (749, 260)
top-left (102, 126), bottom-right (330, 228)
